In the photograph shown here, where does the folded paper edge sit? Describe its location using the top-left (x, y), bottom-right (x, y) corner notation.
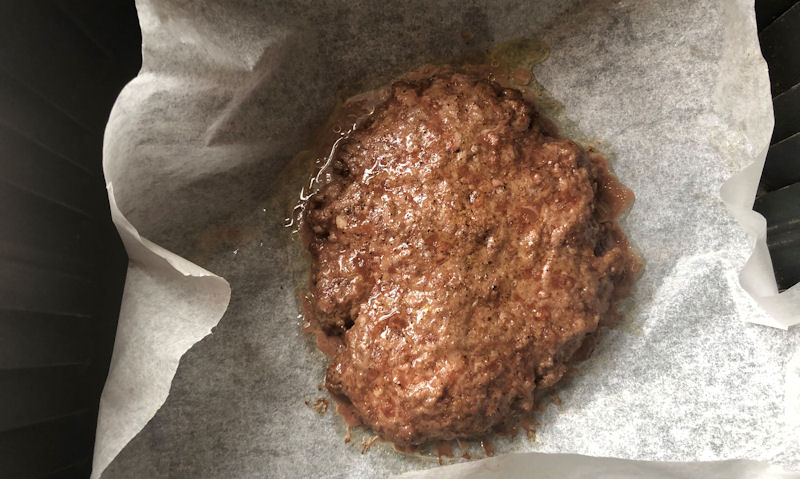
top-left (391, 452), bottom-right (800, 478)
top-left (721, 161), bottom-right (800, 328)
top-left (717, 0), bottom-right (799, 329)
top-left (89, 183), bottom-right (232, 478)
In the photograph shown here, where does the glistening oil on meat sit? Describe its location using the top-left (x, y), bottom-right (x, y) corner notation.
top-left (292, 57), bottom-right (641, 452)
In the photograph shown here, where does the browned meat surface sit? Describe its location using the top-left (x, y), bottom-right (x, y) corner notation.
top-left (302, 67), bottom-right (639, 448)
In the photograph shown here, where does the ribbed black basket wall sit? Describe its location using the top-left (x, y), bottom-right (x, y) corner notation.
top-left (755, 0), bottom-right (800, 290)
top-left (0, 2), bottom-right (139, 478)
top-left (0, 1), bottom-right (796, 478)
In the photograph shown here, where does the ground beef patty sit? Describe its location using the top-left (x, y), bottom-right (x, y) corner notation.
top-left (302, 67), bottom-right (639, 448)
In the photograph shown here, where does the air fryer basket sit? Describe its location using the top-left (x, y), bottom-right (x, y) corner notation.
top-left (0, 1), bottom-right (797, 477)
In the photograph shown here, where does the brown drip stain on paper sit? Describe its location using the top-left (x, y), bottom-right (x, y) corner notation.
top-left (550, 393), bottom-right (564, 411)
top-left (519, 415), bottom-right (539, 441)
top-left (435, 442), bottom-right (454, 465)
top-left (456, 439), bottom-right (471, 459)
top-left (361, 435), bottom-right (379, 454)
top-left (480, 439), bottom-right (495, 457)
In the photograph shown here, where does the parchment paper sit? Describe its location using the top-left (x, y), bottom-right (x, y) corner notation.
top-left (94, 0), bottom-right (800, 477)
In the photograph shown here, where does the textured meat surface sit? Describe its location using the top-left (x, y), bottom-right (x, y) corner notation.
top-left (302, 68), bottom-right (639, 448)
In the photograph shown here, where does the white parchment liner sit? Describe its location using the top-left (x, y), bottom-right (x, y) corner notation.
top-left (93, 0), bottom-right (800, 477)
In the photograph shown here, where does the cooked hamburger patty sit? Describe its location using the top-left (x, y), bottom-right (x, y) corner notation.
top-left (302, 67), bottom-right (639, 447)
